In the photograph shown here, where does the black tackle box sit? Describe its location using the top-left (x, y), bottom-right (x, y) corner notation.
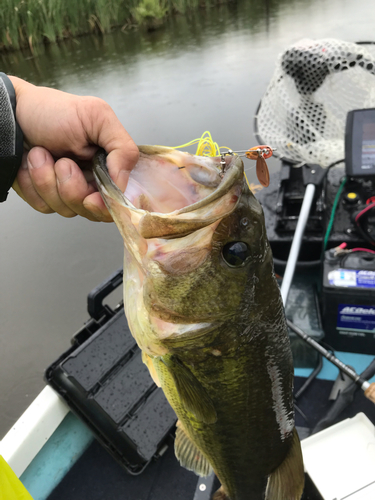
top-left (45, 268), bottom-right (177, 474)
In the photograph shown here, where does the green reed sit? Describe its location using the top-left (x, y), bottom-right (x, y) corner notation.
top-left (0, 0), bottom-right (222, 52)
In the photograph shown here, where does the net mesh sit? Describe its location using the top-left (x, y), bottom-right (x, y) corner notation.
top-left (255, 39), bottom-right (375, 167)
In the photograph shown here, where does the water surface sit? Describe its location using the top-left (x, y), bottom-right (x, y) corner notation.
top-left (1, 0), bottom-right (375, 437)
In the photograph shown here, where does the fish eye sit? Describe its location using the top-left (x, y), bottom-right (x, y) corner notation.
top-left (222, 242), bottom-right (251, 267)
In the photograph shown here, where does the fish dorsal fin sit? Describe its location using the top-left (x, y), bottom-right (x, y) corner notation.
top-left (141, 352), bottom-right (161, 387)
top-left (265, 427), bottom-right (305, 500)
top-left (175, 421), bottom-right (213, 477)
top-left (162, 355), bottom-right (217, 424)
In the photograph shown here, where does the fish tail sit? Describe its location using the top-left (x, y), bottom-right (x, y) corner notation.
top-left (265, 428), bottom-right (304, 500)
top-left (212, 486), bottom-right (230, 500)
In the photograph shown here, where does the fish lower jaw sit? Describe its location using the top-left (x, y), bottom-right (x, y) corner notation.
top-left (149, 303), bottom-right (193, 324)
top-left (151, 318), bottom-right (218, 339)
top-left (148, 303), bottom-right (219, 326)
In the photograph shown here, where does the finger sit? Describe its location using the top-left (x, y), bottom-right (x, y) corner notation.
top-left (105, 137), bottom-right (139, 193)
top-left (83, 192), bottom-right (114, 222)
top-left (27, 147), bottom-right (77, 218)
top-left (80, 97), bottom-right (139, 192)
top-left (14, 151), bottom-right (54, 214)
top-left (55, 158), bottom-right (100, 221)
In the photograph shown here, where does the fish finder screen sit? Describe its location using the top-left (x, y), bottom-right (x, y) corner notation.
top-left (345, 108), bottom-right (375, 177)
top-left (361, 122), bottom-right (375, 169)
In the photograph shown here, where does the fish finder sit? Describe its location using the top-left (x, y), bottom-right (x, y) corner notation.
top-left (345, 108), bottom-right (375, 177)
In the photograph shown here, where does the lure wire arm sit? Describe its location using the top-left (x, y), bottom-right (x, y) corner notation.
top-left (220, 145), bottom-right (275, 187)
top-left (221, 146), bottom-right (276, 158)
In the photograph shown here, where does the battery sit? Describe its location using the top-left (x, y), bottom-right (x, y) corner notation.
top-left (322, 249), bottom-right (375, 354)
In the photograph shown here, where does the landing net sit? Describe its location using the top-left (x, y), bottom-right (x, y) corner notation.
top-left (255, 39), bottom-right (375, 167)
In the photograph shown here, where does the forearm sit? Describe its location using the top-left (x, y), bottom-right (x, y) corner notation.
top-left (0, 73), bottom-right (24, 202)
top-left (7, 76), bottom-right (35, 142)
top-left (6, 76), bottom-right (86, 156)
top-left (7, 75), bottom-right (30, 98)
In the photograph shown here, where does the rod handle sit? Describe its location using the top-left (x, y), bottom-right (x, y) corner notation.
top-left (364, 383), bottom-right (375, 403)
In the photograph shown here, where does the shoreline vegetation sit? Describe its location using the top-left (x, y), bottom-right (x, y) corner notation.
top-left (1, 0), bottom-right (230, 53)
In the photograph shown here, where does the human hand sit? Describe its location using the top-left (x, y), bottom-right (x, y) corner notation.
top-left (9, 76), bottom-right (139, 221)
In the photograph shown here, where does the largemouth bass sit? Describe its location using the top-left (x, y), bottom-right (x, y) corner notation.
top-left (93, 147), bottom-right (304, 500)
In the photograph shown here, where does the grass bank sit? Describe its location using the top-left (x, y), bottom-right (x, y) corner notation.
top-left (0, 0), bottom-right (226, 53)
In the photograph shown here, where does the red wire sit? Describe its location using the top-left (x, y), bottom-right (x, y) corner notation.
top-left (350, 247), bottom-right (375, 254)
top-left (337, 242), bottom-right (375, 254)
top-left (355, 202), bottom-right (375, 222)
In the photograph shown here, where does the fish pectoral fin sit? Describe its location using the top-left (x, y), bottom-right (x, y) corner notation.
top-left (141, 352), bottom-right (161, 387)
top-left (265, 428), bottom-right (305, 500)
top-left (162, 355), bottom-right (217, 424)
top-left (175, 421), bottom-right (213, 477)
top-left (212, 486), bottom-right (230, 500)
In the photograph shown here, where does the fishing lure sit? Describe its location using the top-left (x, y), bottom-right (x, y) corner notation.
top-left (221, 145), bottom-right (274, 187)
top-left (170, 131), bottom-right (274, 188)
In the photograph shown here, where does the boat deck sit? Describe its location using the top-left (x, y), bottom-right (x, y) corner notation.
top-left (41, 374), bottom-right (374, 500)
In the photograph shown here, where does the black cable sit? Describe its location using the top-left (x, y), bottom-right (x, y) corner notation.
top-left (273, 257), bottom-right (321, 270)
top-left (323, 158), bottom-right (345, 177)
top-left (312, 358), bottom-right (375, 434)
top-left (294, 354), bottom-right (323, 400)
top-left (294, 403), bottom-right (310, 426)
top-left (318, 340), bottom-right (336, 355)
top-left (356, 224), bottom-right (375, 245)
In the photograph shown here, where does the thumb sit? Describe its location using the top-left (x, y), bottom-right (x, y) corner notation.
top-left (105, 137), bottom-right (139, 193)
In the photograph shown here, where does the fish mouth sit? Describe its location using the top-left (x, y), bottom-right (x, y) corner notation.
top-left (93, 146), bottom-right (244, 239)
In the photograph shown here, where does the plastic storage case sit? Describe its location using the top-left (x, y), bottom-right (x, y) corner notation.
top-left (45, 268), bottom-right (177, 474)
top-left (301, 413), bottom-right (375, 499)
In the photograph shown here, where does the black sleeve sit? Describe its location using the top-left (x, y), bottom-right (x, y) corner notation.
top-left (0, 73), bottom-right (24, 202)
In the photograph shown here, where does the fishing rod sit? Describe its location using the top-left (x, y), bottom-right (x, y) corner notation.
top-left (287, 319), bottom-right (375, 404)
top-left (312, 357), bottom-right (375, 434)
